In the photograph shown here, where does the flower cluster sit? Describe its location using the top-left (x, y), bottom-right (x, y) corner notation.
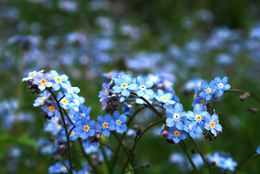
top-left (193, 76), bottom-right (231, 106)
top-left (23, 70), bottom-right (128, 173)
top-left (24, 70), bottom-right (234, 173)
top-left (98, 72), bottom-right (231, 144)
top-left (207, 152), bottom-right (237, 172)
top-left (99, 72), bottom-right (179, 111)
top-left (170, 151), bottom-right (238, 172)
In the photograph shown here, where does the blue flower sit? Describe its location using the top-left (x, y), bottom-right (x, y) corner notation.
top-left (213, 76), bottom-right (231, 97)
top-left (50, 70), bottom-right (69, 91)
top-left (134, 76), bottom-right (153, 97)
top-left (155, 89), bottom-right (176, 105)
top-left (97, 114), bottom-right (115, 137)
top-left (22, 70), bottom-right (44, 82)
top-left (33, 91), bottom-right (50, 107)
top-left (204, 114), bottom-right (222, 136)
top-left (41, 103), bottom-right (58, 117)
top-left (165, 103), bottom-right (186, 129)
top-left (256, 146), bottom-right (260, 155)
top-left (167, 126), bottom-right (187, 144)
top-left (222, 157), bottom-right (237, 171)
top-left (44, 115), bottom-right (63, 136)
top-left (112, 74), bottom-right (137, 97)
top-left (186, 104), bottom-right (210, 129)
top-left (207, 152), bottom-right (237, 172)
top-left (73, 104), bottom-right (91, 121)
top-left (135, 90), bottom-right (155, 104)
top-left (199, 82), bottom-right (216, 101)
top-left (48, 161), bottom-right (69, 173)
top-left (99, 82), bottom-right (111, 103)
top-left (113, 111), bottom-right (127, 134)
top-left (75, 118), bottom-right (96, 139)
top-left (34, 73), bottom-right (53, 91)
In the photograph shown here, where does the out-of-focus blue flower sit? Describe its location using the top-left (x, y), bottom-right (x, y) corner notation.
top-left (165, 103), bottom-right (186, 129)
top-left (33, 91), bottom-right (51, 107)
top-left (75, 118), bottom-right (96, 140)
top-left (48, 161), bottom-right (69, 173)
top-left (204, 114), bottom-right (222, 136)
top-left (213, 76), bottom-right (231, 97)
top-left (44, 115), bottom-right (63, 136)
top-left (256, 146), bottom-right (260, 155)
top-left (83, 141), bottom-right (100, 154)
top-left (167, 126), bottom-right (187, 144)
top-left (99, 82), bottom-right (111, 106)
top-left (112, 111), bottom-right (127, 134)
top-left (97, 114), bottom-right (115, 137)
top-left (207, 152), bottom-right (237, 172)
top-left (41, 103), bottom-right (58, 117)
top-left (155, 89), bottom-right (176, 105)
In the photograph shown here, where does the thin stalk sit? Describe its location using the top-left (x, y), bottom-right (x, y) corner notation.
top-left (48, 89), bottom-right (73, 174)
top-left (109, 106), bottom-right (147, 174)
top-left (121, 119), bottom-right (164, 174)
top-left (233, 151), bottom-right (256, 174)
top-left (226, 89), bottom-right (260, 103)
top-left (189, 136), bottom-right (212, 174)
top-left (78, 139), bottom-right (99, 174)
top-left (179, 141), bottom-right (197, 171)
top-left (100, 143), bottom-right (109, 172)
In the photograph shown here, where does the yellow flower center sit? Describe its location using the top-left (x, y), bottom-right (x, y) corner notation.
top-left (209, 121), bottom-right (216, 128)
top-left (173, 130), bottom-right (180, 137)
top-left (206, 87), bottom-right (211, 94)
top-left (40, 78), bottom-right (47, 85)
top-left (29, 72), bottom-right (37, 77)
top-left (70, 131), bottom-right (75, 137)
top-left (83, 124), bottom-right (90, 132)
top-left (55, 77), bottom-right (62, 83)
top-left (200, 99), bottom-right (205, 105)
top-left (116, 120), bottom-right (122, 125)
top-left (103, 89), bottom-right (108, 94)
top-left (161, 95), bottom-right (168, 102)
top-left (193, 94), bottom-right (197, 99)
top-left (61, 166), bottom-right (67, 171)
top-left (61, 98), bottom-right (68, 105)
top-left (195, 114), bottom-right (202, 122)
top-left (56, 125), bottom-right (61, 130)
top-left (102, 122), bottom-right (109, 129)
top-left (39, 97), bottom-right (46, 103)
top-left (48, 105), bottom-right (55, 112)
top-left (121, 83), bottom-right (128, 89)
top-left (53, 117), bottom-right (59, 123)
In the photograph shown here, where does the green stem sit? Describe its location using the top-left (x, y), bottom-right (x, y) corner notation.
top-left (179, 141), bottom-right (197, 171)
top-left (109, 106), bottom-right (147, 174)
top-left (189, 136), bottom-right (212, 174)
top-left (227, 89), bottom-right (260, 103)
top-left (78, 139), bottom-right (99, 174)
top-left (48, 89), bottom-right (73, 174)
top-left (121, 119), bottom-right (164, 174)
top-left (233, 151), bottom-right (256, 174)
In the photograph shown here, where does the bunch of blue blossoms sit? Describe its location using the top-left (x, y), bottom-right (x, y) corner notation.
top-left (24, 70), bottom-right (234, 173)
top-left (23, 70), bottom-right (128, 173)
top-left (99, 72), bottom-right (230, 143)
